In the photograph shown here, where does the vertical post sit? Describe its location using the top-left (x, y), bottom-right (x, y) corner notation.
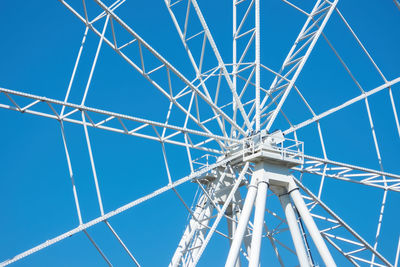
top-left (232, 0), bottom-right (238, 138)
top-left (226, 173), bottom-right (258, 267)
top-left (255, 0), bottom-right (261, 132)
top-left (81, 14), bottom-right (109, 106)
top-left (289, 183), bottom-right (336, 267)
top-left (227, 203), bottom-right (241, 267)
top-left (279, 193), bottom-right (310, 267)
top-left (249, 163), bottom-right (268, 267)
top-left (170, 194), bottom-right (213, 267)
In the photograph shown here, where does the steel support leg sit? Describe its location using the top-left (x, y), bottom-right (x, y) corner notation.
top-left (279, 192), bottom-right (310, 267)
top-left (225, 174), bottom-right (258, 267)
top-left (227, 203), bottom-right (241, 267)
top-left (186, 203), bottom-right (214, 267)
top-left (227, 190), bottom-right (244, 267)
top-left (170, 194), bottom-right (213, 267)
top-left (235, 190), bottom-right (253, 260)
top-left (249, 168), bottom-right (269, 267)
top-left (289, 182), bottom-right (336, 267)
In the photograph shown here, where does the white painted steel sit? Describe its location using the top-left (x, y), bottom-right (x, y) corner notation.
top-left (83, 230), bottom-right (112, 266)
top-left (289, 183), bottom-right (336, 266)
top-left (190, 0), bottom-right (252, 130)
top-left (170, 194), bottom-right (213, 267)
top-left (225, 173), bottom-right (258, 267)
top-left (294, 177), bottom-right (392, 266)
top-left (0, 155), bottom-right (237, 266)
top-left (0, 0), bottom-right (399, 266)
top-left (191, 163), bottom-right (250, 266)
top-left (232, 0), bottom-right (238, 139)
top-left (284, 77), bottom-right (400, 135)
top-left (248, 163), bottom-right (268, 267)
top-left (264, 0), bottom-right (338, 132)
top-left (60, 122), bottom-right (83, 225)
top-left (185, 202), bottom-right (214, 267)
top-left (279, 193), bottom-right (310, 267)
top-left (255, 0), bottom-right (261, 132)
top-left (61, 26), bottom-right (89, 116)
top-left (59, 0), bottom-right (247, 142)
top-left (226, 203), bottom-right (241, 267)
top-left (105, 221), bottom-right (141, 266)
top-left (0, 87), bottom-right (237, 153)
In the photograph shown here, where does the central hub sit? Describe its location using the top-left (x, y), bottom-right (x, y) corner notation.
top-left (192, 130), bottom-right (304, 204)
top-left (223, 130), bottom-right (304, 168)
top-left (191, 130), bottom-right (304, 183)
top-left (243, 130), bottom-right (304, 168)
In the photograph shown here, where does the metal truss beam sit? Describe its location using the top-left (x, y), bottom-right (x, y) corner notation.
top-left (0, 87), bottom-right (239, 153)
top-left (59, 0), bottom-right (246, 138)
top-left (165, 0), bottom-right (227, 138)
top-left (191, 163), bottom-right (250, 266)
top-left (297, 154), bottom-right (400, 192)
top-left (256, 0), bottom-right (338, 131)
top-left (164, 0), bottom-right (252, 130)
top-left (232, 0), bottom-right (257, 138)
top-left (294, 177), bottom-right (393, 267)
top-left (172, 164), bottom-right (252, 267)
top-left (170, 193), bottom-right (214, 267)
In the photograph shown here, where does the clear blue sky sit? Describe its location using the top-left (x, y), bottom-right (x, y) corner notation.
top-left (0, 0), bottom-right (399, 266)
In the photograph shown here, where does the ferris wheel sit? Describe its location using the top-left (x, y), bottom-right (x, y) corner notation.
top-left (0, 0), bottom-right (399, 266)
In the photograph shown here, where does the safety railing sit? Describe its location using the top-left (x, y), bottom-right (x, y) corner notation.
top-left (242, 134), bottom-right (304, 164)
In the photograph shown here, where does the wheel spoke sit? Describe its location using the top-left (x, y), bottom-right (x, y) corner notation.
top-left (296, 154), bottom-right (400, 192)
top-left (164, 0), bottom-right (252, 131)
top-left (60, 0), bottom-right (246, 138)
top-left (284, 77), bottom-right (400, 135)
top-left (0, 87), bottom-right (237, 153)
top-left (256, 0), bottom-right (338, 132)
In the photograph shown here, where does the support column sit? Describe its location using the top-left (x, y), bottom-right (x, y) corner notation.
top-left (170, 194), bottom-right (213, 267)
top-left (227, 202), bottom-right (241, 267)
top-left (279, 192), bottom-right (310, 267)
top-left (289, 181), bottom-right (336, 267)
top-left (235, 189), bottom-right (253, 259)
top-left (225, 173), bottom-right (258, 267)
top-left (186, 202), bottom-right (214, 266)
top-left (249, 165), bottom-right (268, 267)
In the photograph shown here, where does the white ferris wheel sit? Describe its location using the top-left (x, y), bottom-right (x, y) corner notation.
top-left (0, 0), bottom-right (400, 266)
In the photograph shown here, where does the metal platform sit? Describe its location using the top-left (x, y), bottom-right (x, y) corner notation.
top-left (243, 130), bottom-right (304, 168)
